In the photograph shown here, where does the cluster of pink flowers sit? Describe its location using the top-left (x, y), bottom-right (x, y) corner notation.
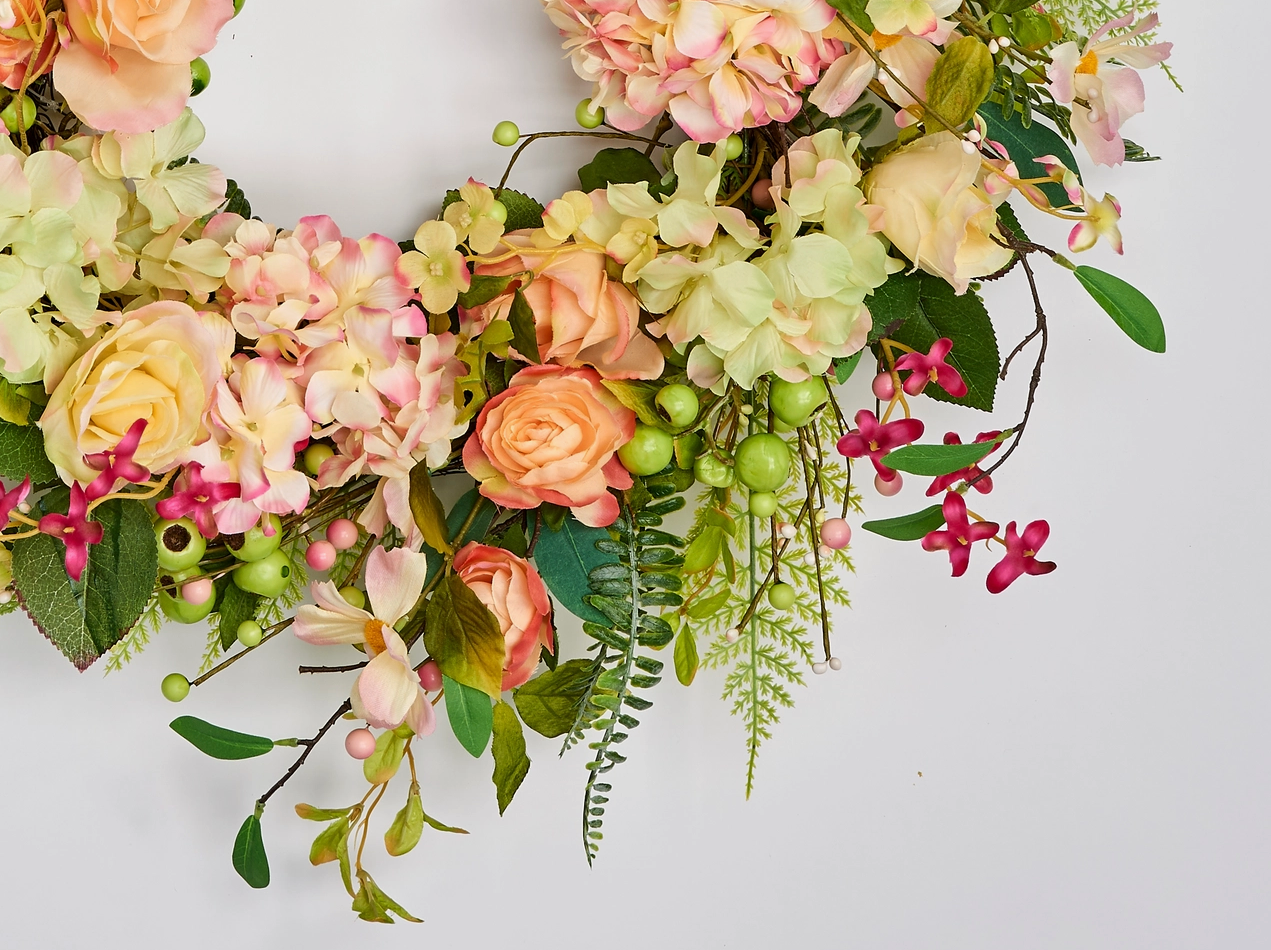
top-left (544, 0), bottom-right (845, 141)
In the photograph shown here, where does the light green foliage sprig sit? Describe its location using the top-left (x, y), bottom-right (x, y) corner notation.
top-left (103, 594), bottom-right (163, 674)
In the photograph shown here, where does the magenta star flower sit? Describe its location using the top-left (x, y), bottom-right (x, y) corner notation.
top-left (84, 419), bottom-right (150, 501)
top-left (38, 484), bottom-right (104, 582)
top-left (836, 409), bottom-right (925, 481)
top-left (922, 492), bottom-right (999, 578)
top-left (986, 520), bottom-right (1057, 594)
top-left (894, 338), bottom-right (967, 397)
top-left (156, 463), bottom-right (241, 539)
top-left (926, 431), bottom-right (1003, 496)
top-left (0, 476), bottom-right (31, 528)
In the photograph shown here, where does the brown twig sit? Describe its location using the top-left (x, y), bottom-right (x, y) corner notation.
top-left (257, 699), bottom-right (352, 808)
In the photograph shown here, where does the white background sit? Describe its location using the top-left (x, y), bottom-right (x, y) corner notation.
top-left (2, 2), bottom-right (1266, 947)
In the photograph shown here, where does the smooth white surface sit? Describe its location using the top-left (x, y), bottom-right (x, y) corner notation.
top-left (2, 2), bottom-right (1267, 947)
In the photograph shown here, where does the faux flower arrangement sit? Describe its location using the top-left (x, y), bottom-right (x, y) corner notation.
top-left (0, 0), bottom-right (1173, 923)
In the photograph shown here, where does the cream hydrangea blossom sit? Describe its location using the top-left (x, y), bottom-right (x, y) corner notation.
top-left (443, 179), bottom-right (505, 254)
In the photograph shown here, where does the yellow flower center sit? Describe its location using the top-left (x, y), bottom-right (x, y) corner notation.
top-left (364, 618), bottom-right (388, 654)
top-left (872, 31), bottom-right (904, 51)
top-left (1076, 51), bottom-right (1100, 75)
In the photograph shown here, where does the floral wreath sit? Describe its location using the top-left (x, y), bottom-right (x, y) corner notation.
top-left (0, 0), bottom-right (1173, 923)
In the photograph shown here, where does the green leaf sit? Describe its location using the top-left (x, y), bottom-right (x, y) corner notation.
top-left (215, 582), bottom-right (260, 651)
top-left (223, 178), bottom-right (252, 219)
top-left (532, 515), bottom-right (616, 625)
top-left (1073, 266), bottom-right (1166, 353)
top-left (352, 873), bottom-right (423, 924)
top-left (423, 489), bottom-right (496, 588)
top-left (861, 505), bottom-right (947, 542)
top-left (926, 37), bottom-right (995, 127)
top-left (870, 272), bottom-right (1000, 412)
top-left (12, 498), bottom-right (157, 670)
top-left (232, 813), bottom-right (269, 889)
top-left (0, 378), bottom-right (31, 425)
top-left (985, 0), bottom-right (1039, 13)
top-left (295, 803), bottom-right (353, 822)
top-left (309, 817), bottom-right (350, 865)
top-left (0, 418), bottom-right (55, 483)
top-left (833, 351), bottom-right (863, 385)
top-left (674, 626), bottom-right (699, 686)
top-left (491, 701), bottom-right (531, 815)
top-left (577, 147), bottom-right (664, 195)
top-left (443, 674), bottom-right (494, 757)
top-left (363, 728), bottom-right (409, 785)
top-left (419, 809), bottom-right (468, 835)
top-left (882, 435), bottom-right (1004, 476)
top-left (512, 658), bottom-right (595, 738)
top-left (508, 289), bottom-right (541, 364)
top-left (408, 462), bottom-right (452, 555)
top-left (457, 273), bottom-right (516, 310)
top-left (384, 784), bottom-right (425, 857)
top-left (682, 527), bottom-right (723, 574)
top-left (424, 574), bottom-right (506, 698)
top-left (826, 0), bottom-right (873, 32)
top-left (170, 716), bottom-right (276, 760)
top-left (977, 107), bottom-right (1081, 210)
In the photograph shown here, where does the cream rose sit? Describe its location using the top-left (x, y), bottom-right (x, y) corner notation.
top-left (39, 301), bottom-right (232, 485)
top-left (863, 131), bottom-right (1014, 294)
top-left (453, 542), bottom-right (555, 692)
top-left (54, 0), bottom-right (236, 133)
top-left (462, 365), bottom-right (635, 528)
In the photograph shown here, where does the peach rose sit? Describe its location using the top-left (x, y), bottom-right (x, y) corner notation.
top-left (0, 2), bottom-right (60, 91)
top-left (39, 300), bottom-right (232, 485)
top-left (454, 542), bottom-right (555, 692)
top-left (862, 131), bottom-right (1014, 295)
top-left (462, 364), bottom-right (635, 528)
top-left (463, 234), bottom-right (663, 381)
top-left (53, 0), bottom-right (235, 133)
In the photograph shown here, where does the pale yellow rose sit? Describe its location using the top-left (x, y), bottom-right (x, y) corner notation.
top-left (863, 131), bottom-right (1013, 294)
top-left (39, 300), bottom-right (232, 485)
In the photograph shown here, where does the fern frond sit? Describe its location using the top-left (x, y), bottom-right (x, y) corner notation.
top-left (103, 594), bottom-right (163, 674)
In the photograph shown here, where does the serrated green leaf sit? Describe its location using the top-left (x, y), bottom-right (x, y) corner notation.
top-left (424, 574), bottom-right (505, 698)
top-left (232, 814), bottom-right (269, 889)
top-left (533, 515), bottom-right (616, 625)
top-left (1073, 266), bottom-right (1166, 353)
top-left (215, 582), bottom-right (260, 651)
top-left (0, 419), bottom-right (53, 482)
top-left (512, 658), bottom-right (595, 738)
top-left (491, 701), bottom-right (531, 815)
top-left (861, 505), bottom-right (947, 541)
top-left (446, 187), bottom-right (543, 232)
top-left (977, 107), bottom-right (1082, 210)
top-left (577, 148), bottom-right (664, 195)
top-left (170, 716), bottom-right (275, 760)
top-left (882, 436), bottom-right (1004, 477)
top-left (457, 273), bottom-right (516, 310)
top-left (443, 674), bottom-right (494, 757)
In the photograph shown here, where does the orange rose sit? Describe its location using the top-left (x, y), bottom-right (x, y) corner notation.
top-left (453, 542), bottom-right (554, 692)
top-left (464, 234), bottom-right (663, 380)
top-left (462, 364), bottom-right (634, 528)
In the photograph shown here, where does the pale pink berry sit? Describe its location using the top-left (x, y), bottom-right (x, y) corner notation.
top-left (872, 372), bottom-right (896, 401)
top-left (181, 578), bottom-right (213, 605)
top-left (751, 179), bottom-right (775, 210)
top-left (418, 659), bottom-right (443, 692)
top-left (820, 518), bottom-right (852, 549)
top-left (305, 540), bottom-right (337, 571)
top-left (345, 727), bottom-right (376, 759)
top-left (875, 472), bottom-right (904, 496)
top-left (326, 518), bottom-right (359, 550)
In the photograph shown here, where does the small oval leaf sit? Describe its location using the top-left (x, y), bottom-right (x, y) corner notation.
top-left (170, 716), bottom-right (276, 760)
top-left (1073, 266), bottom-right (1166, 353)
top-left (881, 437), bottom-right (1002, 477)
top-left (232, 814), bottom-right (270, 889)
top-left (443, 674), bottom-right (494, 758)
top-left (861, 505), bottom-right (947, 542)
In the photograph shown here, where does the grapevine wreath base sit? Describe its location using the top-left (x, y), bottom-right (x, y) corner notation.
top-left (0, 0), bottom-right (1172, 922)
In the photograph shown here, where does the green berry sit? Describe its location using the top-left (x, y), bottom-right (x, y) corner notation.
top-left (232, 549), bottom-right (294, 598)
top-left (493, 120), bottom-right (521, 147)
top-left (769, 376), bottom-right (828, 428)
top-left (734, 433), bottom-right (791, 493)
top-left (488, 199), bottom-right (508, 224)
top-left (748, 491), bottom-right (779, 519)
top-left (158, 569), bottom-right (215, 624)
top-left (190, 57), bottom-right (211, 96)
top-left (339, 586), bottom-right (366, 610)
top-left (161, 672), bottom-right (191, 703)
top-left (694, 453), bottom-right (735, 489)
top-left (724, 134), bottom-right (744, 161)
top-left (768, 583), bottom-right (796, 611)
top-left (575, 98), bottom-right (605, 129)
top-left (227, 513), bottom-right (283, 562)
top-left (617, 424), bottom-right (674, 476)
top-left (156, 518), bottom-right (206, 571)
top-left (1, 96), bottom-right (35, 134)
top-left (655, 384), bottom-right (699, 428)
top-left (303, 443), bottom-right (334, 476)
top-left (236, 621), bottom-right (264, 648)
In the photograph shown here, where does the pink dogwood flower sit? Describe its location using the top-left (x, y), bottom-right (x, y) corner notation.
top-left (836, 409), bottom-right (924, 481)
top-left (926, 431), bottom-right (1002, 497)
top-left (986, 520), bottom-right (1056, 594)
top-left (156, 463), bottom-right (241, 539)
top-left (0, 476), bottom-right (31, 528)
top-left (894, 338), bottom-right (967, 397)
top-left (921, 491), bottom-right (998, 578)
top-left (38, 484), bottom-right (103, 582)
top-left (84, 419), bottom-right (150, 502)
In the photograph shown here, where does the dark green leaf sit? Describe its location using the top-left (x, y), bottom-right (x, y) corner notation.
top-left (424, 574), bottom-right (505, 697)
top-left (443, 674), bottom-right (494, 757)
top-left (533, 515), bottom-right (617, 625)
top-left (577, 148), bottom-right (664, 195)
top-left (170, 716), bottom-right (275, 760)
top-left (977, 107), bottom-right (1081, 210)
top-left (512, 659), bottom-right (595, 738)
top-left (833, 351), bottom-right (863, 385)
top-left (882, 436), bottom-right (1004, 476)
top-left (861, 505), bottom-right (947, 541)
top-left (826, 0), bottom-right (873, 32)
top-left (457, 273), bottom-right (516, 310)
top-left (508, 289), bottom-right (541, 364)
top-left (12, 498), bottom-right (157, 670)
top-left (491, 701), bottom-right (531, 815)
top-left (1073, 266), bottom-right (1166, 353)
top-left (216, 582), bottom-right (260, 651)
top-left (232, 813), bottom-right (269, 889)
